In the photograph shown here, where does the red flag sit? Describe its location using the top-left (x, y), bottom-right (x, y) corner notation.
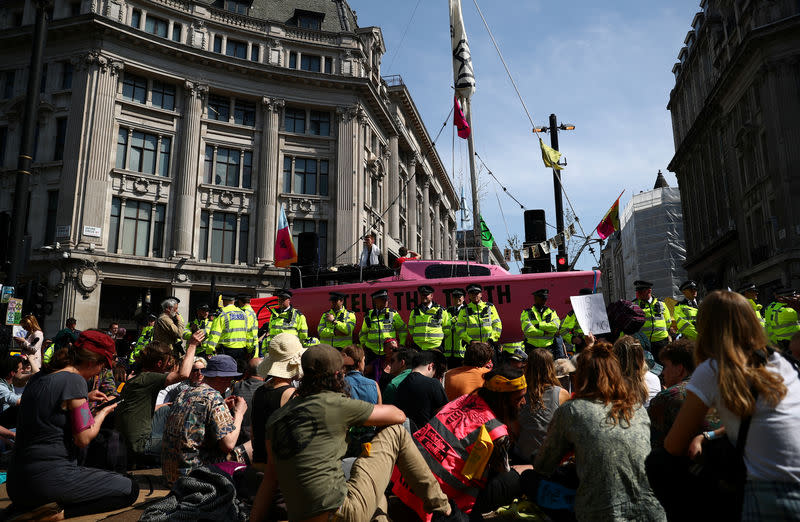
top-left (274, 205), bottom-right (297, 268)
top-left (454, 96), bottom-right (471, 139)
top-left (596, 196), bottom-right (621, 240)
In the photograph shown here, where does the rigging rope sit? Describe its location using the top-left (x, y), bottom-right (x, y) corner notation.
top-left (494, 186), bottom-right (520, 272)
top-left (385, 0), bottom-right (423, 72)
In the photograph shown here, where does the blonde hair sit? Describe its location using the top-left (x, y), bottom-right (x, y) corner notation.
top-left (612, 335), bottom-right (649, 406)
top-left (21, 314), bottom-right (42, 333)
top-left (695, 290), bottom-right (786, 416)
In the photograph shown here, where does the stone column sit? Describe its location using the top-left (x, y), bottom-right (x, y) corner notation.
top-left (433, 197), bottom-right (441, 259)
top-left (173, 80), bottom-right (206, 256)
top-left (388, 134), bottom-right (400, 240)
top-left (257, 96), bottom-right (284, 263)
top-left (421, 177), bottom-right (431, 257)
top-left (335, 105), bottom-right (361, 263)
top-left (406, 156), bottom-right (418, 252)
top-left (76, 52), bottom-right (123, 248)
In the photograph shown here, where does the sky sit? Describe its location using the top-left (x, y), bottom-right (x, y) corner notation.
top-left (348, 0), bottom-right (701, 271)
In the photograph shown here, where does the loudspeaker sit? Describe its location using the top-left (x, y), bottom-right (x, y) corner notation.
top-left (524, 209), bottom-right (547, 243)
top-left (297, 232), bottom-right (319, 267)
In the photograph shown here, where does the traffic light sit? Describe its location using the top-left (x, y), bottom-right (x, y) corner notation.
top-left (556, 254), bottom-right (569, 272)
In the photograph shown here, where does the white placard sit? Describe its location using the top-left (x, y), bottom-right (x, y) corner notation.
top-left (570, 293), bottom-right (611, 335)
top-left (83, 225), bottom-right (102, 238)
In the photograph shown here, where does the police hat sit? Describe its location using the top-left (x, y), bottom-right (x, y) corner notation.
top-left (466, 284), bottom-right (483, 294)
top-left (236, 293), bottom-right (252, 302)
top-left (507, 347), bottom-right (528, 362)
top-left (451, 288), bottom-right (465, 297)
top-left (146, 314), bottom-right (157, 321)
top-left (418, 285), bottom-right (435, 295)
top-left (533, 289), bottom-right (549, 298)
top-left (775, 287), bottom-right (797, 298)
top-left (198, 304), bottom-right (210, 311)
top-left (371, 289), bottom-right (389, 300)
top-left (275, 289), bottom-right (292, 299)
top-left (634, 280), bottom-right (654, 290)
top-left (220, 292), bottom-right (237, 301)
top-left (679, 280), bottom-right (698, 291)
top-left (329, 291), bottom-right (346, 301)
top-left (579, 288), bottom-right (593, 295)
top-left (738, 283), bottom-right (758, 294)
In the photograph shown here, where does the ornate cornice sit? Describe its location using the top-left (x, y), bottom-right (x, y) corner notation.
top-left (261, 96), bottom-right (285, 113)
top-left (184, 80), bottom-right (209, 100)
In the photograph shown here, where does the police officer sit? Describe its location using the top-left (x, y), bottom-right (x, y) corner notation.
top-left (407, 285), bottom-right (451, 352)
top-left (500, 341), bottom-right (527, 369)
top-left (560, 288), bottom-right (593, 354)
top-left (183, 304), bottom-right (213, 355)
top-left (521, 289), bottom-right (562, 359)
top-left (129, 314), bottom-right (157, 364)
top-left (203, 292), bottom-right (252, 362)
top-left (264, 289), bottom-right (308, 353)
top-left (359, 289), bottom-right (407, 364)
top-left (673, 280), bottom-right (700, 340)
top-left (739, 283), bottom-right (765, 327)
top-left (765, 288), bottom-right (800, 350)
top-left (633, 280), bottom-right (672, 358)
top-left (444, 289), bottom-right (467, 367)
top-left (236, 294), bottom-right (259, 356)
top-left (318, 291), bottom-right (357, 349)
top-left (456, 283), bottom-right (502, 347)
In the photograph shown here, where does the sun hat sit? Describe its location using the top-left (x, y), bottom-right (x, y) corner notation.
top-left (257, 333), bottom-right (306, 379)
top-left (202, 354), bottom-right (242, 378)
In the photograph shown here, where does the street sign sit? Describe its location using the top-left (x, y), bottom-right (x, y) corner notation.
top-left (5, 298), bottom-right (23, 326)
top-left (1, 286), bottom-right (14, 304)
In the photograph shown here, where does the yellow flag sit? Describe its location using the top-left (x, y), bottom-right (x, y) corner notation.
top-left (461, 424), bottom-right (494, 480)
top-left (540, 138), bottom-right (563, 171)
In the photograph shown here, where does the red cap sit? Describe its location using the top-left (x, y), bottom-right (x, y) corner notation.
top-left (74, 330), bottom-right (116, 368)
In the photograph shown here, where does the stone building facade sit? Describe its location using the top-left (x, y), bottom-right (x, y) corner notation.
top-left (667, 0), bottom-right (800, 297)
top-left (0, 0), bottom-right (459, 333)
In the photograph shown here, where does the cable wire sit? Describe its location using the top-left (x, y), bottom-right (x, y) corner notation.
top-left (385, 0), bottom-right (423, 72)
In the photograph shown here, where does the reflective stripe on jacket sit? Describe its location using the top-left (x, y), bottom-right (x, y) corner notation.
top-left (203, 304), bottom-right (251, 352)
top-left (521, 306), bottom-right (560, 348)
top-left (318, 308), bottom-right (356, 348)
top-left (765, 302), bottom-right (800, 344)
top-left (635, 298), bottom-right (671, 342)
top-left (408, 304), bottom-right (451, 351)
top-left (359, 308), bottom-right (407, 355)
top-left (673, 300), bottom-right (699, 340)
top-left (444, 305), bottom-right (467, 358)
top-left (456, 302), bottom-right (502, 344)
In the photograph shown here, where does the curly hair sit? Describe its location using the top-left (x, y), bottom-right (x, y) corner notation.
top-left (296, 369), bottom-right (350, 398)
top-left (660, 338), bottom-right (695, 373)
top-left (573, 341), bottom-right (637, 426)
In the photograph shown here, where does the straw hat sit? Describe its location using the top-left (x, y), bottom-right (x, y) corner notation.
top-left (257, 333), bottom-right (306, 379)
top-left (555, 358), bottom-right (577, 379)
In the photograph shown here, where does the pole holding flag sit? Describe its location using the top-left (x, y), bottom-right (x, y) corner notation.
top-left (274, 204), bottom-right (297, 268)
top-left (454, 96), bottom-right (471, 139)
top-left (596, 191), bottom-right (625, 240)
top-left (540, 138), bottom-right (563, 171)
top-left (449, 0), bottom-right (476, 100)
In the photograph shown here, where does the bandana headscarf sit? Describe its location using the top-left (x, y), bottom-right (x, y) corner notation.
top-left (484, 375), bottom-right (527, 392)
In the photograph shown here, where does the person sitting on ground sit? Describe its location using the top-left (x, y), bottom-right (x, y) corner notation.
top-left (14, 314), bottom-right (44, 368)
top-left (251, 333), bottom-right (304, 466)
top-left (533, 341), bottom-right (666, 521)
top-left (0, 355), bottom-right (24, 428)
top-left (7, 330), bottom-right (139, 520)
top-left (394, 364), bottom-right (528, 520)
top-left (613, 335), bottom-right (657, 407)
top-left (395, 350), bottom-right (448, 431)
top-left (515, 348), bottom-right (570, 463)
top-left (343, 344), bottom-right (381, 404)
top-left (161, 354), bottom-right (250, 485)
top-left (382, 348), bottom-right (415, 404)
top-left (665, 290), bottom-right (800, 521)
top-left (227, 356), bottom-right (264, 443)
top-left (155, 357), bottom-right (207, 407)
top-left (115, 330), bottom-right (204, 460)
top-left (444, 341), bottom-right (493, 401)
top-left (250, 344), bottom-right (459, 522)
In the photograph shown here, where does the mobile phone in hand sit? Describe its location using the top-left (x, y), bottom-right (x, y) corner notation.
top-left (96, 396), bottom-right (124, 410)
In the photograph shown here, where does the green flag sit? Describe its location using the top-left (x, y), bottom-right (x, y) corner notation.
top-left (479, 215), bottom-right (494, 248)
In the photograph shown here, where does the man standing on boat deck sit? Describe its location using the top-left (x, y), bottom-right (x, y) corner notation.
top-left (359, 289), bottom-right (407, 365)
top-left (359, 232), bottom-right (384, 268)
top-left (456, 284), bottom-right (502, 348)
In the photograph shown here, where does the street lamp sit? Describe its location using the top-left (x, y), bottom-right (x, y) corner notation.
top-left (535, 114), bottom-right (575, 271)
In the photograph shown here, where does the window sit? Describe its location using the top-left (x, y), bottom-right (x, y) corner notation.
top-left (298, 15), bottom-right (322, 30)
top-left (145, 15), bottom-right (168, 37)
top-left (250, 45), bottom-right (259, 62)
top-left (324, 59), bottom-right (332, 74)
top-left (289, 52), bottom-right (297, 69)
top-left (109, 197), bottom-right (121, 252)
top-left (204, 145), bottom-right (252, 188)
top-left (61, 61), bottom-right (72, 90)
top-left (200, 211), bottom-right (239, 264)
top-left (238, 215), bottom-right (249, 263)
top-left (226, 39), bottom-right (247, 59)
top-left (284, 108), bottom-right (305, 133)
top-left (0, 126), bottom-right (6, 167)
top-left (207, 94), bottom-right (230, 121)
top-left (292, 219), bottom-right (328, 264)
top-left (158, 137), bottom-right (171, 177)
top-left (122, 73), bottom-right (147, 104)
top-left (233, 99), bottom-right (255, 126)
top-left (151, 80), bottom-right (175, 110)
top-left (171, 23), bottom-right (182, 42)
top-left (152, 204), bottom-right (166, 257)
top-left (370, 176), bottom-right (379, 208)
top-left (282, 156), bottom-right (329, 196)
top-left (1, 70), bottom-right (14, 99)
top-left (199, 211), bottom-right (209, 261)
top-left (225, 0), bottom-right (248, 15)
top-left (129, 131), bottom-right (157, 174)
top-left (12, 11), bottom-right (22, 26)
top-left (116, 129), bottom-right (128, 169)
top-left (300, 54), bottom-right (321, 72)
top-left (54, 117), bottom-right (67, 161)
top-left (117, 128), bottom-right (171, 176)
top-left (109, 198), bottom-right (167, 257)
top-left (70, 2), bottom-right (81, 16)
top-left (44, 190), bottom-right (58, 244)
top-left (40, 63), bottom-right (47, 93)
top-left (213, 35), bottom-right (223, 53)
top-left (122, 200), bottom-right (152, 256)
top-left (130, 8), bottom-right (141, 29)
top-left (309, 110), bottom-right (330, 136)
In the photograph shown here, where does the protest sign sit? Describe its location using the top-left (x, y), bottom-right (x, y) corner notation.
top-left (569, 293), bottom-right (610, 334)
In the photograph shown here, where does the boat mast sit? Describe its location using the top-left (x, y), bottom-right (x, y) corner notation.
top-left (465, 99), bottom-right (482, 263)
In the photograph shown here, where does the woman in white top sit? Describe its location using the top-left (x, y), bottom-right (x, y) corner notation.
top-left (14, 314), bottom-right (44, 368)
top-left (665, 290), bottom-right (800, 521)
